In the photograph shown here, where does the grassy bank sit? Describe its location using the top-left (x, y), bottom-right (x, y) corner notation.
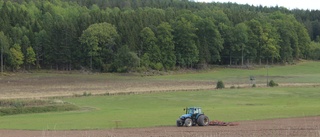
top-left (0, 99), bottom-right (79, 116)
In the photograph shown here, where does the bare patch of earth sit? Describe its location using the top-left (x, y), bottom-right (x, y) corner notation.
top-left (0, 73), bottom-right (214, 99)
top-left (0, 116), bottom-right (320, 137)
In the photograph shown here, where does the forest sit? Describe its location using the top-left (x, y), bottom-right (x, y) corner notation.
top-left (0, 0), bottom-right (320, 72)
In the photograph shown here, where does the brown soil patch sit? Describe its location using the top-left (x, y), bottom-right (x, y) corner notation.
top-left (1, 116), bottom-right (320, 137)
top-left (0, 74), bottom-right (214, 99)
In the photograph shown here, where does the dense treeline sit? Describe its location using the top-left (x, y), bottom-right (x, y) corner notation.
top-left (0, 0), bottom-right (318, 72)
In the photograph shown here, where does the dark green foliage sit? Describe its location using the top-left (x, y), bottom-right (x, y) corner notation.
top-left (268, 80), bottom-right (279, 87)
top-left (0, 0), bottom-right (317, 72)
top-left (308, 42), bottom-right (320, 60)
top-left (0, 31), bottom-right (9, 72)
top-left (139, 27), bottom-right (162, 69)
top-left (196, 18), bottom-right (223, 64)
top-left (112, 45), bottom-right (139, 72)
top-left (0, 105), bottom-right (78, 116)
top-left (156, 22), bottom-right (176, 70)
top-left (0, 99), bottom-right (79, 116)
top-left (173, 17), bottom-right (199, 67)
top-left (216, 80), bottom-right (225, 89)
top-left (80, 22), bottom-right (119, 71)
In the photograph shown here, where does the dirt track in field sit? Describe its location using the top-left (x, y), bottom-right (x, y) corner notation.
top-left (1, 116), bottom-right (320, 137)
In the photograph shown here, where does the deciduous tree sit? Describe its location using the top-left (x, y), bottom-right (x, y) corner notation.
top-left (139, 27), bottom-right (162, 69)
top-left (80, 22), bottom-right (119, 71)
top-left (9, 44), bottom-right (24, 70)
top-left (26, 46), bottom-right (36, 69)
top-left (173, 17), bottom-right (199, 68)
top-left (156, 22), bottom-right (176, 70)
top-left (196, 18), bottom-right (223, 65)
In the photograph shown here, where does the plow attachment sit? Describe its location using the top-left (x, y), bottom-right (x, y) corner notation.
top-left (209, 120), bottom-right (239, 126)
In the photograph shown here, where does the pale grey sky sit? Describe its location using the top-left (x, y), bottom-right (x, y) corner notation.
top-left (197, 0), bottom-right (318, 10)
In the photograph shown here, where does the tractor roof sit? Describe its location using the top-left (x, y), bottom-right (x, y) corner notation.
top-left (188, 107), bottom-right (201, 108)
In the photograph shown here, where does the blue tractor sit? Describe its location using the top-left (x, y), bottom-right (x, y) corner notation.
top-left (176, 107), bottom-right (210, 127)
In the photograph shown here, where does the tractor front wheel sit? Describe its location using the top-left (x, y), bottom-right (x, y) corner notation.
top-left (184, 118), bottom-right (192, 127)
top-left (197, 115), bottom-right (209, 126)
top-left (176, 119), bottom-right (182, 127)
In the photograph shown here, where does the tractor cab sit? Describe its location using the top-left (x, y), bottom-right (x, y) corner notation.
top-left (182, 107), bottom-right (203, 118)
top-left (186, 107), bottom-right (202, 115)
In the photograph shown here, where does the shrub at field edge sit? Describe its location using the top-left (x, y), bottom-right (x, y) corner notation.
top-left (216, 80), bottom-right (225, 89)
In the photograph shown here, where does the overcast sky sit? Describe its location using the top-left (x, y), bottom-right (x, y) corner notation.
top-left (197, 0), bottom-right (318, 10)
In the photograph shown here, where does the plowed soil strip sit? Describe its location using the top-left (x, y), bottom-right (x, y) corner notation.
top-left (1, 116), bottom-right (320, 137)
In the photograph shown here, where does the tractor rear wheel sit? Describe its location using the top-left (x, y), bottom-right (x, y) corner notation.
top-left (197, 115), bottom-right (209, 126)
top-left (184, 118), bottom-right (192, 127)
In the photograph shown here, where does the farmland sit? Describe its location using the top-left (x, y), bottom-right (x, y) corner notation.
top-left (1, 87), bottom-right (320, 130)
top-left (0, 61), bottom-right (320, 131)
top-left (1, 61), bottom-right (320, 99)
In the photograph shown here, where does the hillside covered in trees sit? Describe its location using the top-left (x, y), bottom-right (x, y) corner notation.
top-left (0, 0), bottom-right (320, 72)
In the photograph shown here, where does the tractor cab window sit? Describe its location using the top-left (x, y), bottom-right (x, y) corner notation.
top-left (186, 107), bottom-right (202, 114)
top-left (187, 108), bottom-right (194, 114)
top-left (194, 108), bottom-right (199, 114)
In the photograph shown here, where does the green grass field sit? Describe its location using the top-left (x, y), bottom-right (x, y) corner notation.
top-left (154, 61), bottom-right (320, 84)
top-left (0, 87), bottom-right (319, 130)
top-left (0, 61), bottom-right (320, 130)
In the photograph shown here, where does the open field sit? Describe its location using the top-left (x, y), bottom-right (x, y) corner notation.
top-left (156, 61), bottom-right (320, 84)
top-left (0, 61), bottom-right (320, 137)
top-left (0, 61), bottom-right (320, 99)
top-left (0, 87), bottom-right (320, 130)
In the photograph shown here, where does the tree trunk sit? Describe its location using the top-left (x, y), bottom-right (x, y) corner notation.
top-left (241, 54), bottom-right (244, 66)
top-left (90, 54), bottom-right (93, 71)
top-left (259, 58), bottom-right (261, 65)
top-left (229, 51), bottom-right (232, 65)
top-left (36, 56), bottom-right (39, 70)
top-left (241, 46), bottom-right (244, 66)
top-left (1, 46), bottom-right (3, 74)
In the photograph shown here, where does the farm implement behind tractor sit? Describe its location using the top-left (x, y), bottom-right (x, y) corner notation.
top-left (176, 107), bottom-right (238, 127)
top-left (209, 120), bottom-right (239, 126)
